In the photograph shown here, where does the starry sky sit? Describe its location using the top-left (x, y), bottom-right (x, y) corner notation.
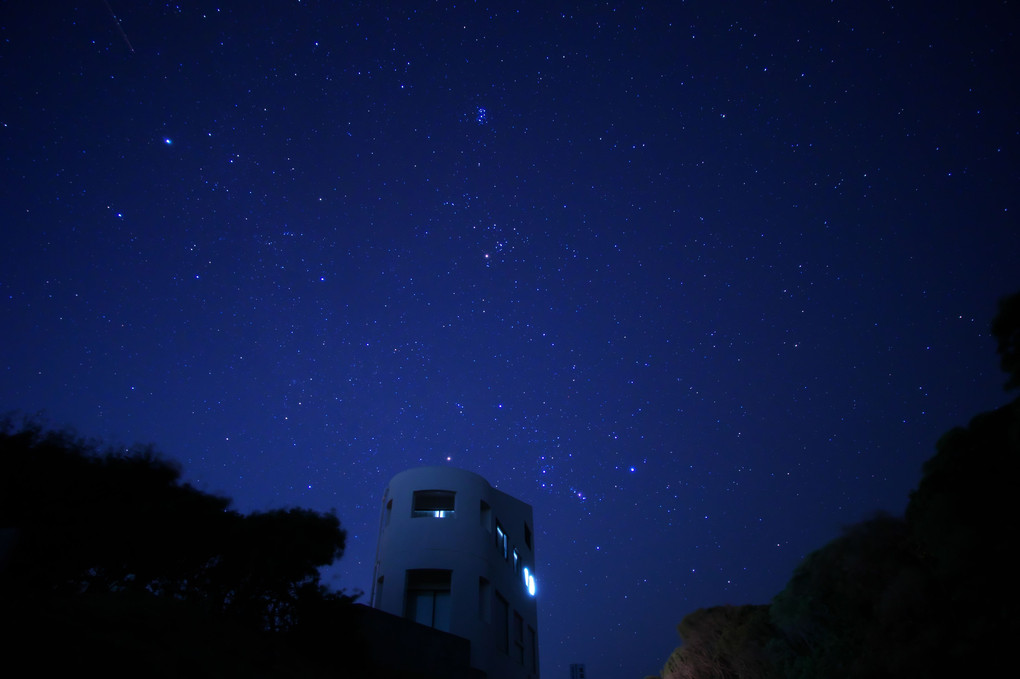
top-left (1, 1), bottom-right (1017, 677)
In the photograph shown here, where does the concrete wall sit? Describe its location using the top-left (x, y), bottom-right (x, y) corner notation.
top-left (351, 604), bottom-right (485, 679)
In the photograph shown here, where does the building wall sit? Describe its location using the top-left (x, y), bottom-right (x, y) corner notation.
top-left (372, 467), bottom-right (539, 679)
top-left (351, 604), bottom-right (485, 679)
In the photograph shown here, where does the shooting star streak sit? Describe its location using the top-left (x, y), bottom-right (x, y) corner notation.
top-left (102, 0), bottom-right (135, 53)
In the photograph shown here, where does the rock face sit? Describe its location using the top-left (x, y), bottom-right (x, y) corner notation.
top-left (658, 605), bottom-right (775, 679)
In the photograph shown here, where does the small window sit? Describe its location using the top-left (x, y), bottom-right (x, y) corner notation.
top-left (480, 500), bottom-right (492, 531)
top-left (513, 611), bottom-right (525, 664)
top-left (495, 522), bottom-right (508, 559)
top-left (495, 591), bottom-right (509, 653)
top-left (524, 523), bottom-right (533, 550)
top-left (529, 625), bottom-right (538, 672)
top-left (478, 577), bottom-right (491, 622)
top-left (413, 490), bottom-right (455, 518)
top-left (523, 566), bottom-right (536, 596)
top-left (385, 499), bottom-right (393, 527)
top-left (513, 548), bottom-right (519, 573)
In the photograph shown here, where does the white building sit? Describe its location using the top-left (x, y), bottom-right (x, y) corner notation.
top-left (372, 467), bottom-right (539, 679)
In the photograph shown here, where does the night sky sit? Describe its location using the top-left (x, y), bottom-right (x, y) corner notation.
top-left (2, 1), bottom-right (1017, 676)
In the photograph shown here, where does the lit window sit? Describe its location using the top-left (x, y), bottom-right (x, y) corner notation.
top-left (495, 522), bottom-right (508, 559)
top-left (513, 548), bottom-right (519, 572)
top-left (523, 566), bottom-right (536, 596)
top-left (412, 490), bottom-right (455, 518)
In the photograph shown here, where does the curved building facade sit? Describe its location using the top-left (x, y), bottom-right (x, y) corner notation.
top-left (372, 467), bottom-right (539, 679)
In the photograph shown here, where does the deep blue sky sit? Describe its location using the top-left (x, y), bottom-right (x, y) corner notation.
top-left (2, 2), bottom-right (1017, 677)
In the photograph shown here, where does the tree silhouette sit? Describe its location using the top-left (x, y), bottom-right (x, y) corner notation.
top-left (0, 419), bottom-right (358, 675)
top-left (768, 513), bottom-right (934, 679)
top-left (903, 395), bottom-right (1019, 671)
top-left (656, 290), bottom-right (1020, 679)
top-left (991, 290), bottom-right (1020, 390)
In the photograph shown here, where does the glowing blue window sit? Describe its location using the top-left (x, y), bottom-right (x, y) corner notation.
top-left (496, 522), bottom-right (508, 559)
top-left (523, 566), bottom-right (536, 596)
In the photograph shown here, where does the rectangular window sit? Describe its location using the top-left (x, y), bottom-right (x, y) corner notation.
top-left (478, 577), bottom-right (491, 622)
top-left (529, 625), bottom-right (537, 672)
top-left (412, 490), bottom-right (455, 518)
top-left (495, 591), bottom-right (509, 653)
top-left (513, 548), bottom-right (520, 573)
top-left (405, 569), bottom-right (452, 632)
top-left (496, 522), bottom-right (508, 559)
top-left (524, 523), bottom-right (533, 550)
top-left (480, 500), bottom-right (492, 532)
top-left (513, 611), bottom-right (525, 664)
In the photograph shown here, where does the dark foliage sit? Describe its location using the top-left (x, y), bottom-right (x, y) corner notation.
top-left (663, 604), bottom-right (777, 679)
top-left (991, 290), bottom-right (1020, 391)
top-left (0, 419), bottom-right (362, 676)
top-left (660, 291), bottom-right (1020, 679)
top-left (903, 397), bottom-right (1020, 672)
top-left (768, 514), bottom-right (935, 679)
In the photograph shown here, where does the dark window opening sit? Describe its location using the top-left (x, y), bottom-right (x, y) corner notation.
top-left (529, 625), bottom-right (538, 672)
top-left (495, 591), bottom-right (509, 653)
top-left (480, 500), bottom-right (492, 531)
top-left (405, 569), bottom-right (452, 632)
top-left (513, 611), bottom-right (525, 664)
top-left (412, 490), bottom-right (455, 518)
top-left (479, 577), bottom-right (491, 622)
